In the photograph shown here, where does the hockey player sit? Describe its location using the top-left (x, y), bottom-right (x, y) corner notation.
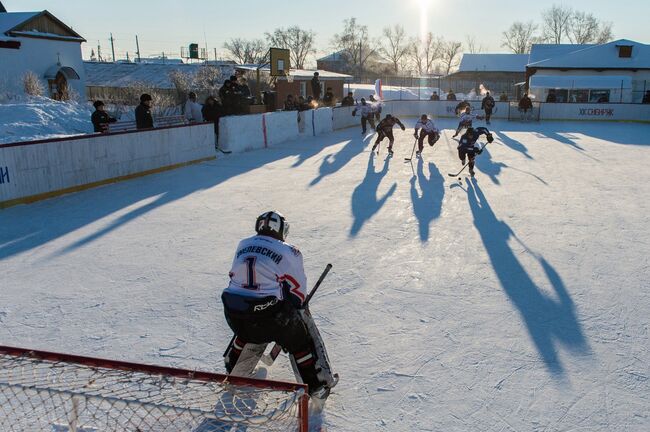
top-left (481, 92), bottom-right (495, 125)
top-left (452, 106), bottom-right (484, 137)
top-left (457, 127), bottom-right (493, 177)
top-left (222, 211), bottom-right (336, 399)
top-left (372, 114), bottom-right (405, 156)
top-left (413, 114), bottom-right (440, 158)
top-left (352, 98), bottom-right (375, 134)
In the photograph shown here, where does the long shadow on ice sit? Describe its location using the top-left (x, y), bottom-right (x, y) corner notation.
top-left (349, 155), bottom-right (396, 237)
top-left (0, 133), bottom-right (347, 260)
top-left (476, 147), bottom-right (507, 185)
top-left (466, 178), bottom-right (590, 376)
top-left (496, 131), bottom-right (533, 160)
top-left (410, 158), bottom-right (444, 242)
top-left (309, 134), bottom-right (371, 186)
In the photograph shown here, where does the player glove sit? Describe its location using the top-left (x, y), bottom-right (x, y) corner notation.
top-left (352, 109), bottom-right (357, 117)
top-left (413, 131), bottom-right (418, 138)
top-left (401, 125), bottom-right (405, 131)
top-left (487, 133), bottom-right (494, 143)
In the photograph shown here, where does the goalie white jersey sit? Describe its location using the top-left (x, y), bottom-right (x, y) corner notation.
top-left (225, 235), bottom-right (308, 303)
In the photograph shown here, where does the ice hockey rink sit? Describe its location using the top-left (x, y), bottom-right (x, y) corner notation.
top-left (1, 118), bottom-right (649, 431)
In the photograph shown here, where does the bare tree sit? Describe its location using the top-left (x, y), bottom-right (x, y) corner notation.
top-left (223, 38), bottom-right (268, 64)
top-left (331, 18), bottom-right (377, 75)
top-left (465, 35), bottom-right (484, 54)
top-left (380, 25), bottom-right (409, 74)
top-left (440, 40), bottom-right (462, 75)
top-left (541, 4), bottom-right (573, 44)
top-left (501, 21), bottom-right (538, 54)
top-left (408, 32), bottom-right (443, 75)
top-left (265, 26), bottom-right (316, 69)
top-left (567, 11), bottom-right (613, 44)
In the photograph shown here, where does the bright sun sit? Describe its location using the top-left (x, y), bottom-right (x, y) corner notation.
top-left (417, 0), bottom-right (431, 42)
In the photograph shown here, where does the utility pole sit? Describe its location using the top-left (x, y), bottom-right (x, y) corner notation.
top-left (135, 35), bottom-right (141, 63)
top-left (110, 33), bottom-right (116, 62)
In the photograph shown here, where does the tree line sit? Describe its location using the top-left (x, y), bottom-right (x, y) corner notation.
top-left (223, 4), bottom-right (613, 76)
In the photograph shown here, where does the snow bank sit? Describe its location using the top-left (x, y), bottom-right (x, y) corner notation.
top-left (0, 123), bottom-right (215, 206)
top-left (0, 96), bottom-right (93, 144)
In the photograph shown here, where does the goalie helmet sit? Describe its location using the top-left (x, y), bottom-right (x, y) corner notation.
top-left (255, 211), bottom-right (290, 242)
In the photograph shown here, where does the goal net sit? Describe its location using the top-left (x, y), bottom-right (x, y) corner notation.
top-left (0, 345), bottom-right (309, 431)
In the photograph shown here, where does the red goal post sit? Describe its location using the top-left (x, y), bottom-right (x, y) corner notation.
top-left (0, 345), bottom-right (309, 431)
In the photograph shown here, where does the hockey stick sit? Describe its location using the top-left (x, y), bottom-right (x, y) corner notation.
top-left (216, 146), bottom-right (232, 154)
top-left (447, 141), bottom-right (491, 177)
top-left (404, 137), bottom-right (417, 161)
top-left (261, 263), bottom-right (333, 366)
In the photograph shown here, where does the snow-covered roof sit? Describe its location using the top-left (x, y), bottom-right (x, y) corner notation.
top-left (528, 40), bottom-right (650, 69)
top-left (528, 44), bottom-right (592, 64)
top-left (458, 54), bottom-right (528, 73)
top-left (317, 51), bottom-right (345, 62)
top-left (0, 11), bottom-right (38, 34)
top-left (84, 61), bottom-right (235, 89)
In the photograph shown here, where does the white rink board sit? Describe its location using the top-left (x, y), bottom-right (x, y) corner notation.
top-left (0, 123), bottom-right (215, 204)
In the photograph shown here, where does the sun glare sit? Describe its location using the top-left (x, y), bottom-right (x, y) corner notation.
top-left (417, 0), bottom-right (431, 43)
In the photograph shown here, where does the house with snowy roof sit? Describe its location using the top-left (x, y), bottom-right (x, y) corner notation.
top-left (526, 39), bottom-right (650, 103)
top-left (445, 53), bottom-right (529, 100)
top-left (0, 4), bottom-right (86, 100)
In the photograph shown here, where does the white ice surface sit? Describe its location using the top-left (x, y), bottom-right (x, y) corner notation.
top-left (1, 118), bottom-right (649, 431)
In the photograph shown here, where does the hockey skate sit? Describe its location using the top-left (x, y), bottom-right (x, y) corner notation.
top-left (388, 147), bottom-right (394, 156)
top-left (416, 151), bottom-right (421, 158)
top-left (469, 168), bottom-right (475, 177)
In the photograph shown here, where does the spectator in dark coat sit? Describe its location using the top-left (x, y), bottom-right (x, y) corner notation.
top-left (201, 96), bottom-right (223, 139)
top-left (518, 93), bottom-right (533, 121)
top-left (298, 96), bottom-right (310, 111)
top-left (446, 89), bottom-right (457, 101)
top-left (323, 87), bottom-right (335, 107)
top-left (429, 91), bottom-right (440, 101)
top-left (219, 80), bottom-right (236, 115)
top-left (284, 94), bottom-right (297, 111)
top-left (341, 92), bottom-right (355, 106)
top-left (91, 100), bottom-right (116, 133)
top-left (311, 72), bottom-right (322, 101)
top-left (135, 94), bottom-right (154, 129)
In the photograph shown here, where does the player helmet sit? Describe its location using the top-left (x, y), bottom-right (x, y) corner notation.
top-left (255, 211), bottom-right (290, 241)
top-left (420, 114), bottom-right (427, 120)
top-left (385, 114), bottom-right (392, 119)
top-left (140, 93), bottom-right (152, 103)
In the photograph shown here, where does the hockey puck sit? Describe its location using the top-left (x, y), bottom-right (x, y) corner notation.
top-left (458, 177), bottom-right (461, 181)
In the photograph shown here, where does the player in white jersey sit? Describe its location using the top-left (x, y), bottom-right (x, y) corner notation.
top-left (222, 211), bottom-right (335, 397)
top-left (413, 114), bottom-right (440, 157)
top-left (452, 106), bottom-right (484, 137)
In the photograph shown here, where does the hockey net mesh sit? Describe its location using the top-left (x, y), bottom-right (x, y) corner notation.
top-left (0, 346), bottom-right (307, 431)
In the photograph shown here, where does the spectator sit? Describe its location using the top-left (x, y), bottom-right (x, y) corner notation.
top-left (341, 92), bottom-right (355, 106)
top-left (298, 95), bottom-right (310, 111)
top-left (219, 79), bottom-right (235, 115)
top-left (481, 91), bottom-right (495, 125)
top-left (518, 93), bottom-right (533, 121)
top-left (239, 77), bottom-right (251, 97)
top-left (284, 94), bottom-right (297, 111)
top-left (642, 90), bottom-right (650, 104)
top-left (91, 100), bottom-right (116, 133)
top-left (201, 95), bottom-right (223, 140)
top-left (184, 92), bottom-right (203, 123)
top-left (429, 91), bottom-right (440, 101)
top-left (311, 72), bottom-right (321, 101)
top-left (446, 89), bottom-right (457, 101)
top-left (323, 87), bottom-right (335, 107)
top-left (135, 93), bottom-right (154, 129)
top-left (546, 90), bottom-right (557, 103)
top-left (499, 92), bottom-right (508, 102)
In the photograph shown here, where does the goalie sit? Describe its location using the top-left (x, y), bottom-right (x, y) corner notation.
top-left (221, 211), bottom-right (337, 400)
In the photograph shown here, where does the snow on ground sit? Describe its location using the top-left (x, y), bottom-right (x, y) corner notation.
top-left (0, 96), bottom-right (93, 144)
top-left (1, 118), bottom-right (649, 431)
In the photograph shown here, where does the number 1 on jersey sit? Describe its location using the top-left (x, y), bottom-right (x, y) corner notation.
top-left (242, 256), bottom-right (259, 290)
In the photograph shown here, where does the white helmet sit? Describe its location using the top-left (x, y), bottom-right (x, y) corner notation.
top-left (255, 211), bottom-right (289, 241)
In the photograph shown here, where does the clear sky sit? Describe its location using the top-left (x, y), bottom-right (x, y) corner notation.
top-left (4, 0), bottom-right (649, 64)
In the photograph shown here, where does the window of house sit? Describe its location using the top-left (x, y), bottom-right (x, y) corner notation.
top-left (618, 46), bottom-right (633, 58)
top-left (568, 89), bottom-right (589, 103)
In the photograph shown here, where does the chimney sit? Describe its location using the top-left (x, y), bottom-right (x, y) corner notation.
top-left (0, 2), bottom-right (7, 13)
